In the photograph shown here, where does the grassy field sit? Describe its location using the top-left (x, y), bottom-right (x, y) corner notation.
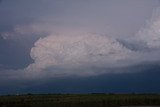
top-left (0, 94), bottom-right (160, 107)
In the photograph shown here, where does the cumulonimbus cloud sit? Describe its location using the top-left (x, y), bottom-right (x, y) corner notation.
top-left (2, 6), bottom-right (160, 78)
top-left (25, 33), bottom-right (132, 76)
top-left (23, 6), bottom-right (160, 77)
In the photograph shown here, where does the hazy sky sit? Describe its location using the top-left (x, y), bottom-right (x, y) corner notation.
top-left (0, 0), bottom-right (160, 94)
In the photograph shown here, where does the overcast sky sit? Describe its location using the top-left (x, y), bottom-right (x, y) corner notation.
top-left (0, 0), bottom-right (160, 94)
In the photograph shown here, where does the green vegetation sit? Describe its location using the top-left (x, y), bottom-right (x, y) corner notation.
top-left (0, 94), bottom-right (160, 107)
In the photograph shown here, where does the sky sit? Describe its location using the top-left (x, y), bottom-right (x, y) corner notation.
top-left (0, 0), bottom-right (160, 95)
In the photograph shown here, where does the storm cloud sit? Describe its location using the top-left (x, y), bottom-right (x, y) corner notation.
top-left (24, 33), bottom-right (132, 76)
top-left (1, 0), bottom-right (160, 78)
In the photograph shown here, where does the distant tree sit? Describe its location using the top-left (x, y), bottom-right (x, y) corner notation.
top-left (27, 93), bottom-right (33, 96)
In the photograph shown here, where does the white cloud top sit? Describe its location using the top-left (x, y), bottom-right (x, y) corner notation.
top-left (25, 34), bottom-right (131, 76)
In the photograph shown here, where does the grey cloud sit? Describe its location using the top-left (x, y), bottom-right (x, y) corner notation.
top-left (135, 7), bottom-right (160, 49)
top-left (117, 7), bottom-right (160, 52)
top-left (117, 39), bottom-right (154, 52)
top-left (0, 0), bottom-right (159, 37)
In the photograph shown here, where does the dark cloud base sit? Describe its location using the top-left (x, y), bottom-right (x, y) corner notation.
top-left (0, 63), bottom-right (160, 95)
